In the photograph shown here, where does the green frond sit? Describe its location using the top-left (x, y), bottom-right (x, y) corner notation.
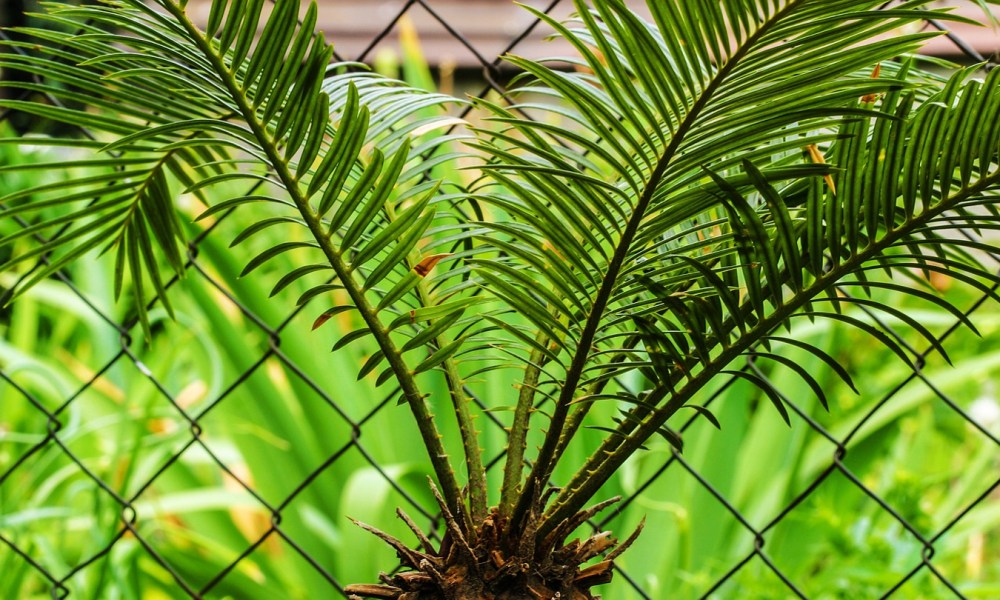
top-left (463, 0), bottom-right (1000, 528)
top-left (1, 0), bottom-right (481, 361)
top-left (0, 0), bottom-right (486, 520)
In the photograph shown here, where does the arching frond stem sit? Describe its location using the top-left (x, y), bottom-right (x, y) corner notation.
top-left (511, 0), bottom-right (800, 531)
top-left (157, 1), bottom-right (468, 527)
top-left (408, 251), bottom-right (488, 521)
top-left (539, 168), bottom-right (1000, 536)
top-left (499, 339), bottom-right (549, 516)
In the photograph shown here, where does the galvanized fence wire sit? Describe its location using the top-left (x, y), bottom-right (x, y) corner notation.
top-left (1, 1), bottom-right (998, 598)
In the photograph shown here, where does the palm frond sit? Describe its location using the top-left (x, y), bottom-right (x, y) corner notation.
top-left (464, 0), bottom-right (999, 524)
top-left (0, 0), bottom-right (487, 521)
top-left (540, 45), bottom-right (1000, 534)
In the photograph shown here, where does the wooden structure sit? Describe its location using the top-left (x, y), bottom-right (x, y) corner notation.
top-left (180, 0), bottom-right (1000, 68)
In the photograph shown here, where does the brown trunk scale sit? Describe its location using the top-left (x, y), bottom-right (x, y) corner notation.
top-left (345, 484), bottom-right (643, 600)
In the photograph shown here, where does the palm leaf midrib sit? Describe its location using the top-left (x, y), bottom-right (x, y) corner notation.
top-left (153, 0), bottom-right (472, 522)
top-left (542, 163), bottom-right (1000, 531)
top-left (522, 0), bottom-right (806, 501)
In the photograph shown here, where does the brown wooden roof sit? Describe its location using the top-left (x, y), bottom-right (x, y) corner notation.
top-left (184, 1), bottom-right (1000, 68)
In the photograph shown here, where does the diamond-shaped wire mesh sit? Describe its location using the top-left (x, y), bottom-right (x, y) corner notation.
top-left (1, 1), bottom-right (999, 598)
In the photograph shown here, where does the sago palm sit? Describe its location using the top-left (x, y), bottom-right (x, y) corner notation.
top-left (2, 0), bottom-right (999, 597)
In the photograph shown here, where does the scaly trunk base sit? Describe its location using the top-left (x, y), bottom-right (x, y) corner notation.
top-left (345, 489), bottom-right (641, 600)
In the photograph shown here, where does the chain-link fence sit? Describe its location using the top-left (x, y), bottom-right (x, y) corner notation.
top-left (2, 1), bottom-right (999, 598)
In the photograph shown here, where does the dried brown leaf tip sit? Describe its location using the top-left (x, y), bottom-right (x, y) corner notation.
top-left (414, 253), bottom-right (451, 277)
top-left (860, 63), bottom-right (882, 104)
top-left (805, 143), bottom-right (837, 196)
top-left (312, 307), bottom-right (348, 330)
top-left (312, 311), bottom-right (334, 330)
